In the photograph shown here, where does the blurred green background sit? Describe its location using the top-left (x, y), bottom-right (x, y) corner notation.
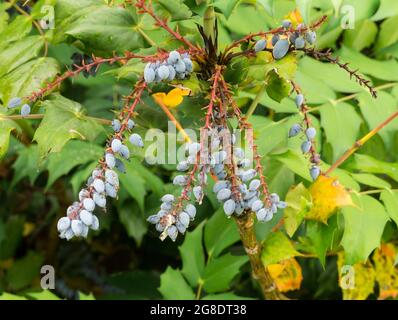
top-left (1, 0), bottom-right (398, 300)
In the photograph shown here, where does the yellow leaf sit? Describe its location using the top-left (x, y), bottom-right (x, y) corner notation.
top-left (307, 175), bottom-right (354, 224)
top-left (337, 252), bottom-right (376, 300)
top-left (285, 9), bottom-right (303, 26)
top-left (267, 258), bottom-right (303, 293)
top-left (373, 244), bottom-right (398, 300)
top-left (152, 87), bottom-right (191, 108)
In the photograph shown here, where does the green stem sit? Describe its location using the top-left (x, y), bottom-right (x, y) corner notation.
top-left (360, 189), bottom-right (398, 195)
top-left (196, 280), bottom-right (204, 300)
top-left (246, 82), bottom-right (267, 119)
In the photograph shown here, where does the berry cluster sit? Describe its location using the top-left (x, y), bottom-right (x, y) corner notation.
top-left (7, 97), bottom-right (31, 117)
top-left (57, 103), bottom-right (145, 240)
top-left (254, 19), bottom-right (317, 60)
top-left (144, 51), bottom-right (193, 83)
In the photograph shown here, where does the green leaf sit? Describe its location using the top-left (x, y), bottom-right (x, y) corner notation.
top-left (119, 203), bottom-right (148, 246)
top-left (339, 46), bottom-right (398, 81)
top-left (204, 207), bottom-right (240, 259)
top-left (273, 149), bottom-right (312, 181)
top-left (153, 0), bottom-right (192, 21)
top-left (319, 102), bottom-right (362, 161)
top-left (0, 119), bottom-right (16, 159)
top-left (33, 94), bottom-right (103, 156)
top-left (0, 36), bottom-right (43, 78)
top-left (266, 70), bottom-right (291, 103)
top-left (343, 19), bottom-right (378, 51)
top-left (261, 231), bottom-right (301, 266)
top-left (0, 216), bottom-right (24, 260)
top-left (305, 217), bottom-right (338, 268)
top-left (350, 154), bottom-right (398, 183)
top-left (298, 57), bottom-right (368, 94)
top-left (213, 0), bottom-right (241, 19)
top-left (119, 160), bottom-right (148, 212)
top-left (179, 222), bottom-right (206, 287)
top-left (371, 0), bottom-right (398, 21)
top-left (375, 15), bottom-right (398, 52)
top-left (159, 267), bottom-right (196, 300)
top-left (203, 253), bottom-right (248, 293)
top-left (284, 183), bottom-right (312, 237)
top-left (11, 145), bottom-right (41, 187)
top-left (295, 70), bottom-right (336, 104)
top-left (178, 222), bottom-right (205, 287)
top-left (0, 57), bottom-right (60, 106)
top-left (351, 173), bottom-right (391, 189)
top-left (0, 15), bottom-right (32, 48)
top-left (341, 194), bottom-right (389, 264)
top-left (70, 161), bottom-right (98, 195)
top-left (380, 189), bottom-right (398, 228)
top-left (64, 5), bottom-right (146, 54)
top-left (296, 0), bottom-right (312, 24)
top-left (46, 140), bottom-right (102, 189)
top-left (357, 91), bottom-right (398, 150)
top-left (6, 251), bottom-right (44, 291)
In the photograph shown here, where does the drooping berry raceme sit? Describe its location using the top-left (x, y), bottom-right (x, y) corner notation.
top-left (288, 86), bottom-right (322, 181)
top-left (57, 82), bottom-right (147, 240)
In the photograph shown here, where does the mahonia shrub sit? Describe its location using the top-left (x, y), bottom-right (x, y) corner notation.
top-left (1, 0), bottom-right (398, 300)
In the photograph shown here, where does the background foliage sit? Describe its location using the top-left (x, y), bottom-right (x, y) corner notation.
top-left (1, 0), bottom-right (398, 300)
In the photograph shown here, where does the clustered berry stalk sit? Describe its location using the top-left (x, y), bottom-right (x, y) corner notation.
top-left (7, 0), bottom-right (378, 300)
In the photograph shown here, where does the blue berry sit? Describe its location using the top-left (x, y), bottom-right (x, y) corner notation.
top-left (282, 20), bottom-right (292, 29)
top-left (185, 204), bottom-right (196, 220)
top-left (254, 39), bottom-right (267, 52)
top-left (295, 94), bottom-right (304, 108)
top-left (111, 139), bottom-right (122, 153)
top-left (119, 145), bottom-right (130, 160)
top-left (167, 225), bottom-right (178, 241)
top-left (294, 37), bottom-right (306, 49)
top-left (217, 188), bottom-right (231, 201)
top-left (92, 178), bottom-right (105, 193)
top-left (112, 119), bottom-right (121, 132)
top-left (129, 133), bottom-right (144, 148)
top-left (105, 153), bottom-right (116, 169)
top-left (161, 194), bottom-right (175, 203)
top-left (301, 140), bottom-right (312, 153)
top-left (8, 97), bottom-right (22, 108)
top-left (91, 215), bottom-right (100, 230)
top-left (157, 65), bottom-right (170, 80)
top-left (310, 166), bottom-right (320, 181)
top-left (83, 198), bottom-right (95, 211)
top-left (223, 199), bottom-right (236, 216)
top-left (306, 127), bottom-right (317, 140)
top-left (175, 60), bottom-right (186, 73)
top-left (71, 219), bottom-right (84, 236)
top-left (144, 64), bottom-right (156, 83)
top-left (127, 119), bottom-right (135, 130)
top-left (57, 217), bottom-right (71, 232)
top-left (273, 39), bottom-right (290, 60)
top-left (305, 31), bottom-right (317, 45)
top-left (271, 34), bottom-right (280, 46)
top-left (115, 158), bottom-right (126, 173)
top-left (289, 124), bottom-right (302, 138)
top-left (168, 51), bottom-right (181, 64)
top-left (21, 104), bottom-right (31, 117)
top-left (80, 210), bottom-right (93, 226)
